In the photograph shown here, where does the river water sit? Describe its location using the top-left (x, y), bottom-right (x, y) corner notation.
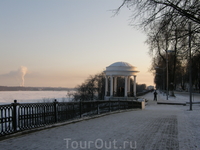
top-left (0, 90), bottom-right (75, 104)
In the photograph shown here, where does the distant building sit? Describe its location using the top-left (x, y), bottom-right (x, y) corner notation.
top-left (147, 85), bottom-right (154, 90)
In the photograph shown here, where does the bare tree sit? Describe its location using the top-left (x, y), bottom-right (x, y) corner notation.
top-left (117, 0), bottom-right (200, 27)
top-left (116, 0), bottom-right (200, 93)
top-left (66, 89), bottom-right (74, 101)
top-left (73, 72), bottom-right (106, 101)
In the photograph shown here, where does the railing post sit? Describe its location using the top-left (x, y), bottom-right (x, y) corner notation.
top-left (54, 99), bottom-right (58, 123)
top-left (73, 102), bottom-right (75, 118)
top-left (109, 99), bottom-right (111, 112)
top-left (118, 99), bottom-right (120, 110)
top-left (12, 100), bottom-right (18, 132)
top-left (124, 101), bottom-right (126, 109)
top-left (79, 100), bottom-right (82, 118)
top-left (97, 101), bottom-right (99, 115)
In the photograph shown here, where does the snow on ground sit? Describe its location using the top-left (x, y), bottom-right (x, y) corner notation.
top-left (0, 92), bottom-right (199, 150)
top-left (0, 91), bottom-right (74, 104)
top-left (140, 90), bottom-right (200, 103)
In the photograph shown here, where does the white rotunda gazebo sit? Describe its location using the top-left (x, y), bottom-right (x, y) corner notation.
top-left (104, 61), bottom-right (139, 100)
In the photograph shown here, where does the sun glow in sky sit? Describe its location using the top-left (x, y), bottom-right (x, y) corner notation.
top-left (0, 0), bottom-right (154, 88)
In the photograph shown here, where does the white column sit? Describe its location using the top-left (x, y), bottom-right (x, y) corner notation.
top-left (114, 76), bottom-right (117, 96)
top-left (110, 75), bottom-right (113, 97)
top-left (124, 76), bottom-right (128, 97)
top-left (127, 76), bottom-right (130, 92)
top-left (134, 75), bottom-right (136, 97)
top-left (105, 76), bottom-right (108, 96)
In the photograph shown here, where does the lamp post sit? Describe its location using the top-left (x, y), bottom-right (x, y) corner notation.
top-left (188, 22), bottom-right (192, 111)
top-left (166, 51), bottom-right (169, 100)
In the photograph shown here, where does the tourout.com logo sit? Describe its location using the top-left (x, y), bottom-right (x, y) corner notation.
top-left (64, 138), bottom-right (137, 149)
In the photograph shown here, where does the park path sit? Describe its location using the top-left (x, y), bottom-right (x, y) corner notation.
top-left (0, 92), bottom-right (199, 150)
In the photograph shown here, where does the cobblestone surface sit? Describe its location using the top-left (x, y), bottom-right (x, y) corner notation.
top-left (135, 116), bottom-right (179, 150)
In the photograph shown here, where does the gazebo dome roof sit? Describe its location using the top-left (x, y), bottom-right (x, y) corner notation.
top-left (105, 61), bottom-right (139, 76)
top-left (109, 62), bottom-right (133, 67)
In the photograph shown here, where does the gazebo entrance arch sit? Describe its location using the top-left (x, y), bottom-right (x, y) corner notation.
top-left (104, 62), bottom-right (139, 100)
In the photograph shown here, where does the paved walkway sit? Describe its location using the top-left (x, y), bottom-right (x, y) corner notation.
top-left (0, 92), bottom-right (199, 150)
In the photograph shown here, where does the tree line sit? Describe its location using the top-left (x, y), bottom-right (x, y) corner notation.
top-left (117, 0), bottom-right (200, 93)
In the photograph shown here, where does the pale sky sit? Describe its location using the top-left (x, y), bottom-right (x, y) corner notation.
top-left (0, 0), bottom-right (154, 88)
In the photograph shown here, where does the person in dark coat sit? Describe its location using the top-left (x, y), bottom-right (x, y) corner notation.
top-left (153, 90), bottom-right (158, 101)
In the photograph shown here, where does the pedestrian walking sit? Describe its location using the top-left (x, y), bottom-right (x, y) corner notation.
top-left (154, 90), bottom-right (158, 101)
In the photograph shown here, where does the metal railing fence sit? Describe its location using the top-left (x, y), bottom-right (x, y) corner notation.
top-left (0, 99), bottom-right (142, 137)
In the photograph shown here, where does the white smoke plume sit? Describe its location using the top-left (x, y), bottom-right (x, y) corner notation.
top-left (18, 66), bottom-right (28, 86)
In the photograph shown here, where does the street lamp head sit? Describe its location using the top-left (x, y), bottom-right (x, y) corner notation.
top-left (167, 50), bottom-right (175, 53)
top-left (155, 66), bottom-right (166, 70)
top-left (156, 73), bottom-right (163, 75)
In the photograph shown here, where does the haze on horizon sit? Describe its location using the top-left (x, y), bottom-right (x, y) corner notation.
top-left (0, 0), bottom-right (154, 88)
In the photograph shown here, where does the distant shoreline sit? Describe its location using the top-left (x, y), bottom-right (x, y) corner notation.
top-left (0, 86), bottom-right (75, 91)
